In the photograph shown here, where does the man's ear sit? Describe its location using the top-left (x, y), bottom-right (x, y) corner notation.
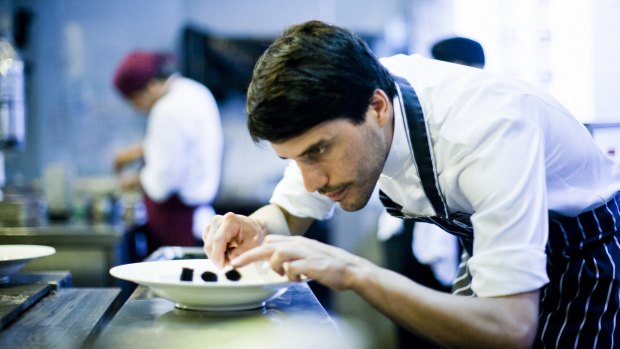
top-left (369, 89), bottom-right (390, 127)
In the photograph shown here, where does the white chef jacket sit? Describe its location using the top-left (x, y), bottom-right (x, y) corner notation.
top-left (270, 54), bottom-right (620, 297)
top-left (141, 75), bottom-right (223, 239)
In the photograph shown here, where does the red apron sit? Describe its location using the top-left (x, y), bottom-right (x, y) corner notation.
top-left (143, 193), bottom-right (198, 249)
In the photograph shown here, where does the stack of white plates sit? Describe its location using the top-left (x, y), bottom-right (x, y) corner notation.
top-left (0, 245), bottom-right (56, 278)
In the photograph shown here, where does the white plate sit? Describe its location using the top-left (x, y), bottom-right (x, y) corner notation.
top-left (0, 244), bottom-right (56, 278)
top-left (110, 259), bottom-right (299, 311)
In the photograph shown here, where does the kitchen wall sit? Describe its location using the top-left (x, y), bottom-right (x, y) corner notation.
top-left (437, 0), bottom-right (620, 124)
top-left (592, 0), bottom-right (620, 122)
top-left (3, 0), bottom-right (181, 185)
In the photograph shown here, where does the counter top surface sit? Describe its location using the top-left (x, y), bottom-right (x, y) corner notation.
top-left (0, 272), bottom-right (123, 349)
top-left (92, 282), bottom-right (341, 348)
top-left (0, 249), bottom-right (349, 349)
top-left (0, 271), bottom-right (73, 329)
top-left (0, 287), bottom-right (122, 348)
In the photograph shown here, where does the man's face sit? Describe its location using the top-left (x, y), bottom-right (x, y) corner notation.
top-left (271, 108), bottom-right (390, 211)
top-left (128, 81), bottom-right (160, 113)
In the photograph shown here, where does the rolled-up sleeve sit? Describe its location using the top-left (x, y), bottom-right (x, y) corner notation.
top-left (447, 94), bottom-right (550, 297)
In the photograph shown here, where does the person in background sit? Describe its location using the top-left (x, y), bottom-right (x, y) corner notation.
top-left (113, 51), bottom-right (223, 257)
top-left (377, 35), bottom-right (486, 349)
top-left (431, 36), bottom-right (485, 68)
top-left (203, 21), bottom-right (620, 348)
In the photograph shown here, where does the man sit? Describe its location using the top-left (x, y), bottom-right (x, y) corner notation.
top-left (203, 21), bottom-right (620, 348)
top-left (114, 51), bottom-right (223, 255)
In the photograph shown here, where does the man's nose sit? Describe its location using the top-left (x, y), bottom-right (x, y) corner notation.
top-left (299, 163), bottom-right (328, 193)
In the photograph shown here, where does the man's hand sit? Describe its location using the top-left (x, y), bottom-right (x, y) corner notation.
top-left (202, 212), bottom-right (268, 268)
top-left (113, 143), bottom-right (144, 173)
top-left (118, 171), bottom-right (141, 191)
top-left (231, 234), bottom-right (367, 290)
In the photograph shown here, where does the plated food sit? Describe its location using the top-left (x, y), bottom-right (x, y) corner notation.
top-left (110, 259), bottom-right (299, 311)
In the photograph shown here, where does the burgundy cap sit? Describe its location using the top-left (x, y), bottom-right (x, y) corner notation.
top-left (113, 51), bottom-right (164, 98)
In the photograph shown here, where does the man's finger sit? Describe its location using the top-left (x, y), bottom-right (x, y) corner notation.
top-left (230, 244), bottom-right (275, 268)
top-left (263, 234), bottom-right (290, 242)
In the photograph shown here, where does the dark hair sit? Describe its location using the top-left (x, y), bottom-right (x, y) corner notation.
top-left (431, 37), bottom-right (485, 67)
top-left (246, 20), bottom-right (396, 143)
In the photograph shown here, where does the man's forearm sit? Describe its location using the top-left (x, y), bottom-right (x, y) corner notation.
top-left (249, 204), bottom-right (314, 236)
top-left (348, 263), bottom-right (539, 349)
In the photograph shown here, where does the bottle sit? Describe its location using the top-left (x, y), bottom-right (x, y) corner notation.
top-left (0, 35), bottom-right (25, 149)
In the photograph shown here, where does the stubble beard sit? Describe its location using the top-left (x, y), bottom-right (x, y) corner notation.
top-left (337, 131), bottom-right (386, 212)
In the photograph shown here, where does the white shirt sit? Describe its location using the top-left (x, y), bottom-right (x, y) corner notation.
top-left (270, 54), bottom-right (620, 297)
top-left (141, 76), bottom-right (223, 239)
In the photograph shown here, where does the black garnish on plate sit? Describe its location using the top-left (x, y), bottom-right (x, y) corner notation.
top-left (225, 269), bottom-right (241, 281)
top-left (201, 271), bottom-right (218, 282)
top-left (180, 267), bottom-right (194, 281)
top-left (173, 252), bottom-right (206, 260)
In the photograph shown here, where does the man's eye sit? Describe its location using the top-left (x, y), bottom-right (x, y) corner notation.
top-left (308, 146), bottom-right (325, 157)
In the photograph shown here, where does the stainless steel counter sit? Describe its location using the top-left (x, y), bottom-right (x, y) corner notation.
top-left (0, 271), bottom-right (123, 349)
top-left (0, 223), bottom-right (124, 286)
top-left (0, 272), bottom-right (72, 329)
top-left (92, 246), bottom-right (349, 349)
top-left (0, 248), bottom-right (353, 349)
top-left (92, 282), bottom-right (342, 348)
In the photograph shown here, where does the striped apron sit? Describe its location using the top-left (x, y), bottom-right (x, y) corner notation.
top-left (379, 76), bottom-right (620, 348)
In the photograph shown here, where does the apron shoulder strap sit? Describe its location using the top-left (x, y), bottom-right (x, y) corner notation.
top-left (392, 75), bottom-right (449, 218)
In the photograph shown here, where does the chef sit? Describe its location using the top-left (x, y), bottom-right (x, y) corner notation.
top-left (203, 21), bottom-right (620, 348)
top-left (113, 51), bottom-right (223, 255)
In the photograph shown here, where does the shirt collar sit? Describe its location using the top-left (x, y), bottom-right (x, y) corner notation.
top-left (160, 73), bottom-right (180, 96)
top-left (381, 84), bottom-right (414, 180)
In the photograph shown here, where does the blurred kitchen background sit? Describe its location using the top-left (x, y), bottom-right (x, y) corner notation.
top-left (0, 0), bottom-right (619, 347)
